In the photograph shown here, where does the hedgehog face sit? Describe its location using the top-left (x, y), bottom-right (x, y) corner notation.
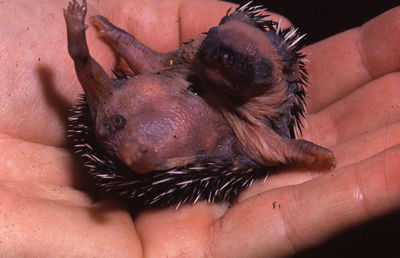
top-left (198, 17), bottom-right (283, 98)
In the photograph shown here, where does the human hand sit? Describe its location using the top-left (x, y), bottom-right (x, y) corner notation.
top-left (0, 0), bottom-right (399, 256)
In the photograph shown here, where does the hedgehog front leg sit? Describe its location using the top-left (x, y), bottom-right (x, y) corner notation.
top-left (235, 125), bottom-right (335, 170)
top-left (64, 0), bottom-right (113, 109)
top-left (90, 15), bottom-right (168, 74)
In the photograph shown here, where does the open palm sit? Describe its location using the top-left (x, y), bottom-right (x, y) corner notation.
top-left (0, 0), bottom-right (399, 256)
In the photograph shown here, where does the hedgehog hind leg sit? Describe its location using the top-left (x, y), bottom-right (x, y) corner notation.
top-left (90, 15), bottom-right (167, 74)
top-left (284, 139), bottom-right (336, 170)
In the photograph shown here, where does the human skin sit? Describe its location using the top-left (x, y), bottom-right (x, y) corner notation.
top-left (0, 0), bottom-right (399, 256)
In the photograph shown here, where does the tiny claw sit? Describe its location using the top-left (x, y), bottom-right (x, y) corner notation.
top-left (72, 0), bottom-right (79, 9)
top-left (81, 0), bottom-right (87, 13)
top-left (89, 15), bottom-right (111, 31)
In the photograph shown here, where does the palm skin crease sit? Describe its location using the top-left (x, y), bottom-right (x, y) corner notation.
top-left (0, 0), bottom-right (399, 257)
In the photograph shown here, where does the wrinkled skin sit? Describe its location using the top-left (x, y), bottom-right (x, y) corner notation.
top-left (0, 0), bottom-right (400, 257)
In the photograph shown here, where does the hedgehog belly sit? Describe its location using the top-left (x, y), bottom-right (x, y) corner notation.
top-left (68, 95), bottom-right (272, 207)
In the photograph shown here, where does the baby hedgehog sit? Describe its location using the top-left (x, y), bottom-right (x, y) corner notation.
top-left (65, 0), bottom-right (335, 207)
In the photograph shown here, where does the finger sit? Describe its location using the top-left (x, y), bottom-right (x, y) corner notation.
top-left (304, 7), bottom-right (400, 113)
top-left (120, 0), bottom-right (292, 52)
top-left (0, 134), bottom-right (88, 188)
top-left (0, 181), bottom-right (139, 256)
top-left (210, 145), bottom-right (400, 257)
top-left (332, 122), bottom-right (400, 169)
top-left (133, 202), bottom-right (228, 257)
top-left (303, 72), bottom-right (400, 147)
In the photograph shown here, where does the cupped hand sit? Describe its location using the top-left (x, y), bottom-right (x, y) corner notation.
top-left (0, 0), bottom-right (399, 256)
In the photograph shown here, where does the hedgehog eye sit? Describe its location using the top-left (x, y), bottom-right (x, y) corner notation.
top-left (111, 114), bottom-right (126, 129)
top-left (213, 46), bottom-right (235, 66)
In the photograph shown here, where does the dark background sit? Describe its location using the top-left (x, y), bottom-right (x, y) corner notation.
top-left (229, 1), bottom-right (400, 257)
top-left (230, 0), bottom-right (399, 45)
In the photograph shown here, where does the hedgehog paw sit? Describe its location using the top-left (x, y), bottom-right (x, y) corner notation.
top-left (90, 15), bottom-right (122, 41)
top-left (63, 0), bottom-right (88, 33)
top-left (286, 139), bottom-right (336, 170)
